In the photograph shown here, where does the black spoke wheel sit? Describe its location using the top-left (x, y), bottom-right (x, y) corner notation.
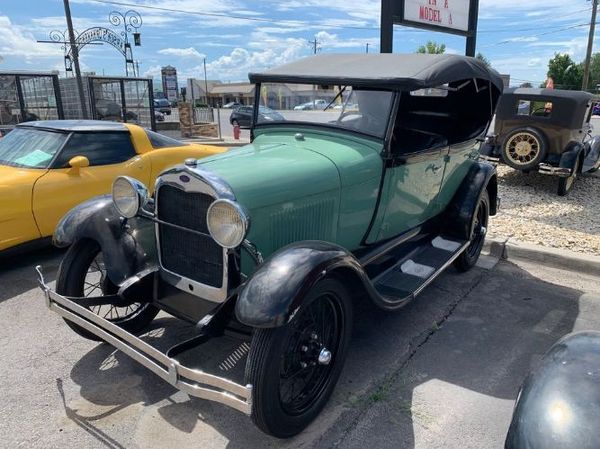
top-left (56, 239), bottom-right (159, 341)
top-left (245, 277), bottom-right (353, 438)
top-left (454, 190), bottom-right (489, 272)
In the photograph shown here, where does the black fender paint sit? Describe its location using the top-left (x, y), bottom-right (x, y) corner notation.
top-left (235, 241), bottom-right (385, 328)
top-left (559, 141), bottom-right (584, 171)
top-left (505, 331), bottom-right (600, 449)
top-left (444, 162), bottom-right (497, 241)
top-left (583, 135), bottom-right (600, 172)
top-left (53, 195), bottom-right (157, 285)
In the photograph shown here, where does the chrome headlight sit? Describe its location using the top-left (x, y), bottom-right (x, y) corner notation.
top-left (112, 176), bottom-right (148, 218)
top-left (206, 199), bottom-right (249, 249)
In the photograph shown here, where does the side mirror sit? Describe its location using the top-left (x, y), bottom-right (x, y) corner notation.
top-left (68, 156), bottom-right (90, 174)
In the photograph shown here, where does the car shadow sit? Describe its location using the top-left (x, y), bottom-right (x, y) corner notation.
top-left (0, 245), bottom-right (64, 304)
top-left (63, 261), bottom-right (587, 448)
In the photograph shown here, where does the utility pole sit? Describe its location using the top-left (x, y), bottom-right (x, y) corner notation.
top-left (366, 43), bottom-right (370, 54)
top-left (63, 0), bottom-right (88, 119)
top-left (203, 57), bottom-right (209, 106)
top-left (308, 37), bottom-right (321, 54)
top-left (583, 0), bottom-right (598, 91)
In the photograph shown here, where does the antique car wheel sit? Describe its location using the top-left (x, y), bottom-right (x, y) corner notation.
top-left (501, 128), bottom-right (547, 171)
top-left (557, 155), bottom-right (581, 196)
top-left (244, 278), bottom-right (353, 438)
top-left (56, 239), bottom-right (159, 341)
top-left (454, 191), bottom-right (489, 272)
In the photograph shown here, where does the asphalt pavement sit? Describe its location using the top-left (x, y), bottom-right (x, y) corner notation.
top-left (1, 248), bottom-right (598, 449)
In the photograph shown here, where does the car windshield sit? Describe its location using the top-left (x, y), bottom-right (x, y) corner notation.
top-left (257, 83), bottom-right (393, 138)
top-left (0, 128), bottom-right (68, 169)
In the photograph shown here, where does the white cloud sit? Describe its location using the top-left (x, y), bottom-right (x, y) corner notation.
top-left (143, 64), bottom-right (162, 78)
top-left (158, 47), bottom-right (206, 59)
top-left (0, 16), bottom-right (62, 61)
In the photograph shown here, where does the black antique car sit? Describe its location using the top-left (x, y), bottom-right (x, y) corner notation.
top-left (481, 88), bottom-right (600, 195)
top-left (36, 54), bottom-right (503, 437)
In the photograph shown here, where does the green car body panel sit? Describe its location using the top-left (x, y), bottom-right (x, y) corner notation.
top-left (196, 127), bottom-right (383, 270)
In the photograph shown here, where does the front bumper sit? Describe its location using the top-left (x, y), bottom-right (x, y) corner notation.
top-left (35, 266), bottom-right (252, 415)
top-left (538, 163), bottom-right (572, 177)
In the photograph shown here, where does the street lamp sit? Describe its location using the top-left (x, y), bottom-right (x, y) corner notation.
top-left (109, 10), bottom-right (142, 76)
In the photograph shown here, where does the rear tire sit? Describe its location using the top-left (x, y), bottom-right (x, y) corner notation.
top-left (245, 278), bottom-right (353, 438)
top-left (454, 190), bottom-right (490, 272)
top-left (56, 239), bottom-right (159, 341)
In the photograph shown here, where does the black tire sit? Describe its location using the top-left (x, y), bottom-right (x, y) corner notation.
top-left (245, 278), bottom-right (353, 438)
top-left (557, 155), bottom-right (581, 196)
top-left (454, 190), bottom-right (490, 272)
top-left (501, 127), bottom-right (548, 171)
top-left (56, 239), bottom-right (159, 341)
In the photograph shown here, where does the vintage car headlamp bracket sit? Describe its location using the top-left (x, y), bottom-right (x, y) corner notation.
top-left (112, 176), bottom-right (149, 219)
top-left (206, 199), bottom-right (250, 249)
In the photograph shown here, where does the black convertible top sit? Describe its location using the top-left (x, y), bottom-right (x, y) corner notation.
top-left (249, 53), bottom-right (504, 93)
top-left (496, 88), bottom-right (595, 128)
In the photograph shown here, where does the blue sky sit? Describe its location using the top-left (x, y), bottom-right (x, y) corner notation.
top-left (0, 0), bottom-right (596, 86)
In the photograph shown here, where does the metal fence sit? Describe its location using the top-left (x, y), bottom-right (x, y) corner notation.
top-left (193, 106), bottom-right (215, 124)
top-left (0, 73), bottom-right (63, 132)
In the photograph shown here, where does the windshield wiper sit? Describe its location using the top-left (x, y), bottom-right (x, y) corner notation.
top-left (324, 86), bottom-right (348, 111)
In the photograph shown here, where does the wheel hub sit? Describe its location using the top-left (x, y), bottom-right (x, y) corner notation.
top-left (515, 141), bottom-right (532, 156)
top-left (318, 348), bottom-right (332, 365)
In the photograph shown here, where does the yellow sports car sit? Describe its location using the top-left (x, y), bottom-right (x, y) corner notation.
top-left (0, 120), bottom-right (226, 252)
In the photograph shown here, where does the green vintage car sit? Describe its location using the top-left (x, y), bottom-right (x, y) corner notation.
top-left (37, 54), bottom-right (503, 437)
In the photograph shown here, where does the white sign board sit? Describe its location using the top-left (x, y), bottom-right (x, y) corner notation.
top-left (403, 0), bottom-right (470, 33)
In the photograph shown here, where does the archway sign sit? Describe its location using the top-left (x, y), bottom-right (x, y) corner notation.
top-left (380, 0), bottom-right (480, 56)
top-left (66, 27), bottom-right (134, 74)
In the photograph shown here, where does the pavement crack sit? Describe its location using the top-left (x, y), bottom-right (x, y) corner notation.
top-left (325, 270), bottom-right (488, 449)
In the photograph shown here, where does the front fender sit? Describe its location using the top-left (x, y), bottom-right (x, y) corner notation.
top-left (559, 141), bottom-right (584, 171)
top-left (583, 136), bottom-right (600, 173)
top-left (54, 195), bottom-right (157, 285)
top-left (505, 331), bottom-right (600, 449)
top-left (235, 241), bottom-right (372, 328)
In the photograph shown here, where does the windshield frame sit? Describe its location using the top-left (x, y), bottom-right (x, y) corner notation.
top-left (252, 83), bottom-right (397, 140)
top-left (0, 127), bottom-right (71, 169)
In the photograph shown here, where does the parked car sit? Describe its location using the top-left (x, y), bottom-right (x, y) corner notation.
top-left (593, 101), bottom-right (600, 116)
top-left (154, 110), bottom-right (165, 122)
top-left (505, 331), bottom-right (600, 449)
top-left (37, 54), bottom-right (502, 438)
top-left (0, 120), bottom-right (225, 252)
top-left (153, 98), bottom-right (172, 115)
top-left (294, 99), bottom-right (328, 110)
top-left (95, 99), bottom-right (138, 123)
top-left (229, 105), bottom-right (284, 128)
top-left (481, 88), bottom-right (600, 195)
top-left (223, 101), bottom-right (242, 109)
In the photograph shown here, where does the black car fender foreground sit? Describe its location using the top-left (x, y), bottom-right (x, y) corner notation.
top-left (53, 195), bottom-right (157, 286)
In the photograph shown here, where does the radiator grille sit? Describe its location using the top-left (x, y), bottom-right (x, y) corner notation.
top-left (157, 184), bottom-right (223, 288)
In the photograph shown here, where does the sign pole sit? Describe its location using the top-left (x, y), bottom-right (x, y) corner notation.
top-left (63, 0), bottom-right (88, 119)
top-left (380, 0), bottom-right (394, 53)
top-left (465, 0), bottom-right (480, 57)
top-left (583, 0), bottom-right (598, 91)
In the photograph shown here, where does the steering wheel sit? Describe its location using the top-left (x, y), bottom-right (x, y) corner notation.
top-left (336, 111), bottom-right (382, 131)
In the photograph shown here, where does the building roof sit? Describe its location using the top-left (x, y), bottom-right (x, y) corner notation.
top-left (210, 82), bottom-right (255, 95)
top-left (249, 53), bottom-right (504, 93)
top-left (17, 120), bottom-right (128, 132)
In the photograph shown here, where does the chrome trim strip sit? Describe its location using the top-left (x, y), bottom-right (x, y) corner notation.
top-left (478, 155), bottom-right (500, 163)
top-left (155, 170), bottom-right (230, 303)
top-left (36, 268), bottom-right (252, 415)
top-left (538, 164), bottom-right (571, 177)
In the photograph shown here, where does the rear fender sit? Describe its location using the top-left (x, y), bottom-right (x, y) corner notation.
top-left (583, 135), bottom-right (600, 172)
top-left (443, 162), bottom-right (497, 241)
top-left (54, 195), bottom-right (157, 285)
top-left (559, 142), bottom-right (584, 172)
top-left (235, 241), bottom-right (380, 328)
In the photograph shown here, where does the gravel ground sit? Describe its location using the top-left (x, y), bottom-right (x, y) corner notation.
top-left (489, 165), bottom-right (600, 255)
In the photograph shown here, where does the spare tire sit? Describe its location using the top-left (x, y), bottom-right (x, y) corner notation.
top-left (501, 127), bottom-right (548, 171)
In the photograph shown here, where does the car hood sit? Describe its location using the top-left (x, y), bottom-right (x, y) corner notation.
top-left (0, 164), bottom-right (46, 188)
top-left (197, 142), bottom-right (341, 210)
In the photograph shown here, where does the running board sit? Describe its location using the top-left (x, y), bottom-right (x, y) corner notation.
top-left (372, 236), bottom-right (469, 307)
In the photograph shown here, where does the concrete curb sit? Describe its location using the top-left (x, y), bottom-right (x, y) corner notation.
top-left (483, 236), bottom-right (600, 276)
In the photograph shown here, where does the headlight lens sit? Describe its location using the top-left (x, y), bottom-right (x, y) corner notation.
top-left (112, 176), bottom-right (148, 218)
top-left (206, 199), bottom-right (249, 248)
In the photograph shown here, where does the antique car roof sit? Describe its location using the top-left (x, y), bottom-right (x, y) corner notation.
top-left (16, 120), bottom-right (129, 132)
top-left (248, 53), bottom-right (504, 93)
top-left (496, 88), bottom-right (595, 129)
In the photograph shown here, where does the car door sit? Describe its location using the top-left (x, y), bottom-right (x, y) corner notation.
top-left (368, 132), bottom-right (447, 243)
top-left (32, 131), bottom-right (149, 237)
top-left (436, 140), bottom-right (479, 209)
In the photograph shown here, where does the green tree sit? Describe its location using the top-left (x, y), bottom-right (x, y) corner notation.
top-left (519, 82), bottom-right (533, 88)
top-left (475, 52), bottom-right (491, 68)
top-left (416, 41), bottom-right (446, 54)
top-left (587, 52), bottom-right (600, 92)
top-left (547, 53), bottom-right (583, 90)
